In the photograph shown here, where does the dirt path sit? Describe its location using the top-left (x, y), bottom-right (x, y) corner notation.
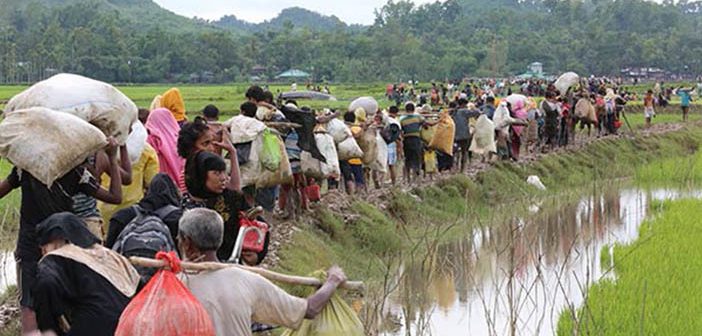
top-left (261, 121), bottom-right (691, 269)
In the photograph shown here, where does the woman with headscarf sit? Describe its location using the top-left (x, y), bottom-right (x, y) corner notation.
top-left (183, 151), bottom-right (268, 266)
top-left (105, 173), bottom-right (182, 248)
top-left (146, 108), bottom-right (186, 192)
top-left (161, 88), bottom-right (187, 126)
top-left (33, 213), bottom-right (140, 336)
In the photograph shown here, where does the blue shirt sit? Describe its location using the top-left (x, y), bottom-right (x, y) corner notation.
top-left (678, 90), bottom-right (691, 107)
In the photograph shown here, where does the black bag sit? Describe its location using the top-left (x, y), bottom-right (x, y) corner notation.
top-left (112, 205), bottom-right (178, 283)
top-left (381, 124), bottom-right (401, 144)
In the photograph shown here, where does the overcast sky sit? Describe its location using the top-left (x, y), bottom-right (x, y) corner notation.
top-left (151, 0), bottom-right (440, 25)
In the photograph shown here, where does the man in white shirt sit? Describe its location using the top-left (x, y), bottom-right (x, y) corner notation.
top-left (178, 208), bottom-right (347, 336)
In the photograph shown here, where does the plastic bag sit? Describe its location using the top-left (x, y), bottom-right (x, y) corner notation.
top-left (115, 252), bottom-right (215, 336)
top-left (5, 73), bottom-right (137, 145)
top-left (0, 107), bottom-right (107, 186)
top-left (126, 121), bottom-right (148, 164)
top-left (261, 129), bottom-right (282, 172)
top-left (256, 135), bottom-right (293, 188)
top-left (337, 137), bottom-right (363, 161)
top-left (281, 271), bottom-right (363, 336)
top-left (470, 115), bottom-right (496, 155)
top-left (369, 133), bottom-right (388, 173)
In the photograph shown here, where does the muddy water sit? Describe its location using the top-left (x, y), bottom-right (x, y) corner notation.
top-left (381, 188), bottom-right (701, 336)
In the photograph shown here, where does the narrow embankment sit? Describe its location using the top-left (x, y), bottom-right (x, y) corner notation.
top-left (268, 122), bottom-right (702, 325)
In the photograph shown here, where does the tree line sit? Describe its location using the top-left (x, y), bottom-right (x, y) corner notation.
top-left (0, 0), bottom-right (700, 84)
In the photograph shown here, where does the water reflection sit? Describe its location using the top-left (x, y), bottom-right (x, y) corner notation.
top-left (0, 252), bottom-right (15, 294)
top-left (383, 188), bottom-right (700, 336)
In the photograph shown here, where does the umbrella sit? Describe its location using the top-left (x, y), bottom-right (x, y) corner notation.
top-left (279, 91), bottom-right (337, 101)
top-left (505, 94), bottom-right (529, 107)
top-left (555, 72), bottom-right (579, 94)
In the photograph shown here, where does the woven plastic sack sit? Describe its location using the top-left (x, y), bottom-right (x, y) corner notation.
top-left (256, 135), bottom-right (293, 188)
top-left (470, 115), bottom-right (496, 155)
top-left (337, 137), bottom-right (363, 161)
top-left (349, 97), bottom-right (378, 117)
top-left (555, 72), bottom-right (579, 94)
top-left (115, 252), bottom-right (215, 336)
top-left (356, 128), bottom-right (378, 166)
top-left (5, 73), bottom-right (137, 145)
top-left (429, 116), bottom-right (455, 155)
top-left (239, 135), bottom-right (263, 188)
top-left (281, 271), bottom-right (363, 336)
top-left (326, 119), bottom-right (352, 144)
top-left (0, 107), bottom-right (107, 186)
top-left (369, 133), bottom-right (387, 173)
top-left (575, 98), bottom-right (597, 123)
top-left (261, 129), bottom-right (282, 171)
top-left (223, 115), bottom-right (267, 144)
top-left (301, 134), bottom-right (340, 179)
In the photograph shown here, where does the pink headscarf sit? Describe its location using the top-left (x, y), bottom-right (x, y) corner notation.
top-left (146, 108), bottom-right (185, 189)
top-left (512, 100), bottom-right (528, 136)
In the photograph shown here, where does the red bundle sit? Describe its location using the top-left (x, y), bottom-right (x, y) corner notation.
top-left (239, 215), bottom-right (269, 253)
top-left (115, 252), bottom-right (215, 336)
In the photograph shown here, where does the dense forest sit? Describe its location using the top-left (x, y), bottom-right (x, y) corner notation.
top-left (0, 0), bottom-right (700, 83)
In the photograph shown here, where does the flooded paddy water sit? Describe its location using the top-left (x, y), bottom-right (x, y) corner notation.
top-left (378, 187), bottom-right (701, 336)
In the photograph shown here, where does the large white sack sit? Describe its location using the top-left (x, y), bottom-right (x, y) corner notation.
top-left (555, 72), bottom-right (579, 95)
top-left (126, 121), bottom-right (147, 164)
top-left (0, 107), bottom-right (107, 186)
top-left (301, 133), bottom-right (340, 179)
top-left (239, 134), bottom-right (264, 187)
top-left (470, 115), bottom-right (496, 155)
top-left (327, 118), bottom-right (352, 144)
top-left (505, 94), bottom-right (529, 107)
top-left (349, 97), bottom-right (379, 117)
top-left (5, 73), bottom-right (137, 144)
top-left (337, 137), bottom-right (364, 161)
top-left (223, 115), bottom-right (267, 144)
top-left (369, 133), bottom-right (388, 173)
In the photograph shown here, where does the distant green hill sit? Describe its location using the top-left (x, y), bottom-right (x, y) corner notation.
top-left (0, 0), bottom-right (224, 33)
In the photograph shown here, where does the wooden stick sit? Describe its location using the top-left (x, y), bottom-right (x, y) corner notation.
top-left (130, 256), bottom-right (365, 292)
top-left (265, 121), bottom-right (302, 129)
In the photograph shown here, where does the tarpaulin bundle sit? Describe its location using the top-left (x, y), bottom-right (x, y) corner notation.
top-left (279, 105), bottom-right (326, 163)
top-left (115, 251), bottom-right (215, 336)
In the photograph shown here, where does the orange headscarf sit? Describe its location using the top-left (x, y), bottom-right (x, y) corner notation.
top-left (161, 88), bottom-right (186, 122)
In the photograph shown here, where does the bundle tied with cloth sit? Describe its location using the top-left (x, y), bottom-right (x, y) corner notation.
top-left (223, 115), bottom-right (292, 188)
top-left (129, 256), bottom-right (365, 336)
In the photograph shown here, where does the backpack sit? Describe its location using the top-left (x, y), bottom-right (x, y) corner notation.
top-left (113, 205), bottom-right (178, 283)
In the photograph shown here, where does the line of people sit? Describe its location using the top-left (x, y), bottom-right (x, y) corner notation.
top-left (0, 85), bottom-right (350, 336)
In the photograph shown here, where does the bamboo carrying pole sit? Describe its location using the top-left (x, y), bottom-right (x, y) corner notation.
top-left (130, 256), bottom-right (365, 292)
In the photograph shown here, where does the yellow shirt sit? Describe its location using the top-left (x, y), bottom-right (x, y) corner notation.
top-left (98, 144), bottom-right (160, 222)
top-left (349, 125), bottom-right (363, 165)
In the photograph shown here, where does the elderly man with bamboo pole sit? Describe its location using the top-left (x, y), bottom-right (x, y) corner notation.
top-left (175, 208), bottom-right (348, 336)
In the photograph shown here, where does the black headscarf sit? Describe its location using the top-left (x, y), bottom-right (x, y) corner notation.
top-left (139, 173), bottom-right (180, 211)
top-left (185, 151), bottom-right (227, 199)
top-left (36, 212), bottom-right (100, 248)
